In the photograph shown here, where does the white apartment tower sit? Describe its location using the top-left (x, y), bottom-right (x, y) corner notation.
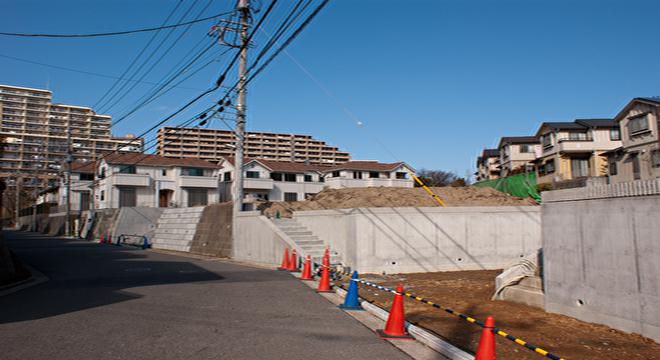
top-left (0, 84), bottom-right (143, 189)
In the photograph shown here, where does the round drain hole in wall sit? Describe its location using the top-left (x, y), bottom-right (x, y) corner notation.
top-left (391, 261), bottom-right (397, 265)
top-left (576, 299), bottom-right (585, 306)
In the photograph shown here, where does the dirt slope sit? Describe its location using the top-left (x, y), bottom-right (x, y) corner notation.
top-left (260, 186), bottom-right (535, 217)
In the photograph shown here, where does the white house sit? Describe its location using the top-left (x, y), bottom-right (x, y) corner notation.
top-left (95, 153), bottom-right (221, 209)
top-left (322, 161), bottom-right (415, 189)
top-left (218, 157), bottom-right (415, 209)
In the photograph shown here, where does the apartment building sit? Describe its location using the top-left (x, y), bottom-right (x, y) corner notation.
top-left (475, 149), bottom-right (500, 182)
top-left (0, 84), bottom-right (143, 190)
top-left (534, 119), bottom-right (621, 184)
top-left (605, 97), bottom-right (660, 183)
top-left (156, 127), bottom-right (350, 165)
top-left (95, 153), bottom-right (221, 209)
top-left (497, 136), bottom-right (539, 176)
top-left (218, 157), bottom-right (414, 209)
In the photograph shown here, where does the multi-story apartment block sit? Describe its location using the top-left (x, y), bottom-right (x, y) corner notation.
top-left (218, 157), bottom-right (414, 210)
top-left (0, 84), bottom-right (143, 190)
top-left (156, 127), bottom-right (350, 165)
top-left (475, 149), bottom-right (500, 182)
top-left (497, 136), bottom-right (539, 177)
top-left (605, 97), bottom-right (660, 183)
top-left (534, 119), bottom-right (621, 184)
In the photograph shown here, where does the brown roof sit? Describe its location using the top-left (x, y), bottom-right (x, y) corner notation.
top-left (324, 161), bottom-right (409, 172)
top-left (70, 161), bottom-right (96, 173)
top-left (105, 153), bottom-right (220, 169)
top-left (221, 157), bottom-right (328, 173)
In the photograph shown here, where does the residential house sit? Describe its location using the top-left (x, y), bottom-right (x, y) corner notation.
top-left (534, 119), bottom-right (621, 185)
top-left (218, 157), bottom-right (415, 209)
top-left (497, 136), bottom-right (539, 177)
top-left (95, 153), bottom-right (221, 209)
top-left (218, 158), bottom-right (326, 206)
top-left (61, 161), bottom-right (96, 213)
top-left (322, 161), bottom-right (415, 189)
top-left (475, 149), bottom-right (500, 182)
top-left (605, 97), bottom-right (660, 183)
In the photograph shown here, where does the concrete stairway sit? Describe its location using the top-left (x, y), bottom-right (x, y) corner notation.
top-left (151, 207), bottom-right (205, 252)
top-left (271, 218), bottom-right (340, 265)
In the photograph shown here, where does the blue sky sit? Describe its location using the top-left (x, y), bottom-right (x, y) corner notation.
top-left (2, 0), bottom-right (659, 178)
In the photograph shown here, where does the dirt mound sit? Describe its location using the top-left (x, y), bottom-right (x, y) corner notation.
top-left (259, 186), bottom-right (535, 217)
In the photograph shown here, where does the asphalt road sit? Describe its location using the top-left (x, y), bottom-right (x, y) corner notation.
top-left (0, 231), bottom-right (411, 360)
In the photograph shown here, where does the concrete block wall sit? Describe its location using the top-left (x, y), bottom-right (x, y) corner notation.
top-left (151, 207), bottom-right (205, 252)
top-left (542, 186), bottom-right (660, 342)
top-left (113, 207), bottom-right (163, 246)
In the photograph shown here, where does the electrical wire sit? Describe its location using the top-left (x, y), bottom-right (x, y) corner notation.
top-left (0, 10), bottom-right (237, 38)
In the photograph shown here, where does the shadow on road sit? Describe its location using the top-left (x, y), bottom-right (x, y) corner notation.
top-left (0, 231), bottom-right (224, 324)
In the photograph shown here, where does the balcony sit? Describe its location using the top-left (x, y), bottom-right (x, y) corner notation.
top-left (557, 137), bottom-right (595, 153)
top-left (112, 173), bottom-right (151, 187)
top-left (244, 178), bottom-right (274, 190)
top-left (177, 175), bottom-right (217, 188)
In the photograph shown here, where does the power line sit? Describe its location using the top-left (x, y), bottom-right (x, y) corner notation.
top-left (0, 10), bottom-right (237, 38)
top-left (0, 53), bottom-right (205, 91)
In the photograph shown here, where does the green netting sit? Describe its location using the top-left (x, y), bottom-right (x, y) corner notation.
top-left (472, 172), bottom-right (541, 203)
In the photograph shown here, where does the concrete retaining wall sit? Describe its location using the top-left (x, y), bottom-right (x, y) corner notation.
top-left (542, 185), bottom-right (660, 342)
top-left (293, 206), bottom-right (541, 274)
top-left (233, 212), bottom-right (296, 267)
top-left (113, 207), bottom-right (163, 245)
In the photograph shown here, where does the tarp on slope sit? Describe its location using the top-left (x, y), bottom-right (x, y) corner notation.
top-left (473, 172), bottom-right (541, 203)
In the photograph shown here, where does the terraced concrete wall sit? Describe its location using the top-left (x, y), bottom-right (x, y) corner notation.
top-left (151, 207), bottom-right (204, 252)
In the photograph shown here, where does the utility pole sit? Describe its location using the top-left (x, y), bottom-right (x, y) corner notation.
top-left (233, 0), bottom-right (249, 216)
top-left (14, 176), bottom-right (20, 229)
top-left (64, 126), bottom-right (72, 237)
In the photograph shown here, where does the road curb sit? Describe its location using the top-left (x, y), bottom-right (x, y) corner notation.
top-left (335, 287), bottom-right (474, 360)
top-left (0, 263), bottom-right (49, 297)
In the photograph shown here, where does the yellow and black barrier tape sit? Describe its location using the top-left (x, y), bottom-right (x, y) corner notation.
top-left (350, 277), bottom-right (566, 360)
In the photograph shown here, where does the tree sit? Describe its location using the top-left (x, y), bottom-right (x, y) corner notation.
top-left (415, 169), bottom-right (467, 187)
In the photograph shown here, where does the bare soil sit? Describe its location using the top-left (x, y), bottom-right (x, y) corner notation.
top-left (260, 186), bottom-right (536, 217)
top-left (340, 271), bottom-right (659, 360)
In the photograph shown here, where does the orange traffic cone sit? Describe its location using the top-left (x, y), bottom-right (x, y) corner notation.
top-left (278, 248), bottom-right (290, 271)
top-left (475, 316), bottom-right (496, 360)
top-left (377, 284), bottom-right (413, 339)
top-left (300, 255), bottom-right (313, 280)
top-left (323, 247), bottom-right (330, 267)
top-left (288, 249), bottom-right (299, 272)
top-left (316, 263), bottom-right (332, 293)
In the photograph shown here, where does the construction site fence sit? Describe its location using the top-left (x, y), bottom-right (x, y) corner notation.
top-left (472, 172), bottom-right (541, 203)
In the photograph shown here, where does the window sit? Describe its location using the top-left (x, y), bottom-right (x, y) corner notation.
top-left (319, 176), bottom-right (325, 183)
top-left (99, 167), bottom-right (106, 179)
top-left (396, 172), bottom-right (407, 179)
top-left (369, 171), bottom-right (380, 178)
top-left (653, 150), bottom-right (660, 168)
top-left (571, 158), bottom-right (589, 178)
top-left (628, 114), bottom-right (649, 136)
top-left (246, 171), bottom-right (259, 179)
top-left (631, 153), bottom-right (641, 180)
top-left (119, 165), bottom-right (136, 174)
top-left (79, 172), bottom-right (94, 181)
top-left (118, 187), bottom-right (136, 207)
top-left (332, 171), bottom-right (340, 177)
top-left (540, 134), bottom-right (550, 148)
top-left (284, 192), bottom-right (297, 201)
top-left (610, 128), bottom-right (621, 141)
top-left (223, 172), bottom-right (232, 182)
top-left (545, 160), bottom-right (555, 174)
top-left (100, 190), bottom-right (105, 201)
top-left (284, 173), bottom-right (297, 182)
top-left (609, 159), bottom-right (618, 176)
top-left (520, 144), bottom-right (534, 153)
top-left (188, 189), bottom-right (208, 207)
top-left (353, 171), bottom-right (363, 179)
top-left (183, 168), bottom-right (204, 176)
top-left (304, 174), bottom-right (313, 182)
top-left (271, 172), bottom-right (282, 181)
top-left (567, 132), bottom-right (589, 141)
top-left (162, 169), bottom-right (167, 176)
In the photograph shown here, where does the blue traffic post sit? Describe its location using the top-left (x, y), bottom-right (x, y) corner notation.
top-left (339, 271), bottom-right (364, 310)
top-left (142, 236), bottom-right (150, 249)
